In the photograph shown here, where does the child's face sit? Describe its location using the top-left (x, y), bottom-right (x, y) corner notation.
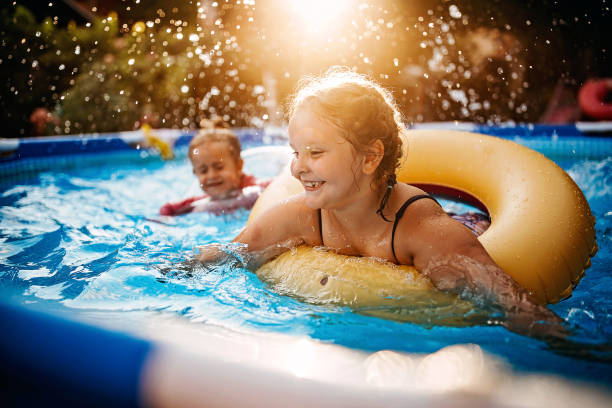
top-left (289, 108), bottom-right (368, 210)
top-left (190, 141), bottom-right (243, 199)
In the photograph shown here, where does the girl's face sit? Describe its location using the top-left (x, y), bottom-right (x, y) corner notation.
top-left (289, 108), bottom-right (367, 210)
top-left (190, 141), bottom-right (243, 199)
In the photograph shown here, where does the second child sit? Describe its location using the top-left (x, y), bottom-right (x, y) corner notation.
top-left (160, 120), bottom-right (270, 216)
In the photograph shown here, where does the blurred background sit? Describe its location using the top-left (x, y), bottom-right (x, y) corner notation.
top-left (2, 0), bottom-right (610, 137)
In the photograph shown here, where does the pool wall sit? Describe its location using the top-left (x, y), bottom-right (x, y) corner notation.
top-left (1, 300), bottom-right (148, 407)
top-left (0, 127), bottom-right (289, 186)
top-left (4, 298), bottom-right (612, 408)
top-left (2, 124), bottom-right (611, 183)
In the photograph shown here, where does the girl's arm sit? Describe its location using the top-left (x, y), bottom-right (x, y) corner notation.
top-left (196, 195), bottom-right (317, 269)
top-left (396, 200), bottom-right (566, 338)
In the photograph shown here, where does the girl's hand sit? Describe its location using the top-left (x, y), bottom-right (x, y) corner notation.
top-left (501, 294), bottom-right (569, 339)
top-left (195, 243), bottom-right (226, 263)
top-left (422, 253), bottom-right (568, 340)
top-left (195, 243), bottom-right (251, 270)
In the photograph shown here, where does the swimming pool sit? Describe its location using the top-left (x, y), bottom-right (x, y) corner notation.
top-left (1, 124), bottom-right (612, 406)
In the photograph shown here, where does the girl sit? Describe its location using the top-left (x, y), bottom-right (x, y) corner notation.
top-left (160, 119), bottom-right (270, 216)
top-left (199, 68), bottom-right (564, 338)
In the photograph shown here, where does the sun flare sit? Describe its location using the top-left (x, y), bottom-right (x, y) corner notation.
top-left (285, 0), bottom-right (352, 33)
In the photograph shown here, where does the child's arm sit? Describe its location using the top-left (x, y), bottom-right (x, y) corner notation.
top-left (191, 185), bottom-right (264, 215)
top-left (195, 195), bottom-right (317, 269)
top-left (397, 199), bottom-right (566, 338)
top-left (159, 196), bottom-right (205, 216)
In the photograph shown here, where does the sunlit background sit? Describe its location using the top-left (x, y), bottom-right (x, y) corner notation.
top-left (1, 0), bottom-right (610, 136)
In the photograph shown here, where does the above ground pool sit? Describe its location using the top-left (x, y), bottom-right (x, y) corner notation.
top-left (1, 124), bottom-right (612, 407)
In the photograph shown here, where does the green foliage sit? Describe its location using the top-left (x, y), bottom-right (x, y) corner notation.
top-left (60, 30), bottom-right (193, 133)
top-left (59, 23), bottom-right (262, 133)
top-left (1, 3), bottom-right (266, 136)
top-left (6, 1), bottom-right (605, 136)
top-left (0, 5), bottom-right (116, 136)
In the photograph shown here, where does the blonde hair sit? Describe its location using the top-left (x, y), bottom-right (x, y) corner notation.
top-left (288, 67), bottom-right (406, 191)
top-left (189, 117), bottom-right (241, 163)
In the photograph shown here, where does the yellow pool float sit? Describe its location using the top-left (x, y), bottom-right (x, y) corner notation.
top-left (249, 130), bottom-right (597, 306)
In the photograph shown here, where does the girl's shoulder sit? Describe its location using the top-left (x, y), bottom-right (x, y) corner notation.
top-left (394, 183), bottom-right (436, 204)
top-left (272, 193), bottom-right (319, 223)
top-left (396, 183), bottom-right (428, 197)
top-left (391, 183), bottom-right (445, 219)
top-left (237, 193), bottom-right (321, 250)
top-left (252, 193), bottom-right (320, 241)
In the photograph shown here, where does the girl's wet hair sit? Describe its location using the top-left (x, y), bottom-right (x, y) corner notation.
top-left (288, 67), bottom-right (406, 221)
top-left (189, 117), bottom-right (241, 162)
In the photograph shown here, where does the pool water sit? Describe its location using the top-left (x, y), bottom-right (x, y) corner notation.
top-left (1, 138), bottom-right (611, 388)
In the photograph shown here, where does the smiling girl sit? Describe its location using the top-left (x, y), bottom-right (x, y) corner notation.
top-left (198, 68), bottom-right (564, 338)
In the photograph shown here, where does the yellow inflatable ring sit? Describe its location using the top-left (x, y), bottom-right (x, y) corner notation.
top-left (249, 130), bottom-right (597, 305)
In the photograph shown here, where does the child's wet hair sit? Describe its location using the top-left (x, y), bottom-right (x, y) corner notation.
top-left (288, 67), bottom-right (406, 192)
top-left (189, 117), bottom-right (241, 162)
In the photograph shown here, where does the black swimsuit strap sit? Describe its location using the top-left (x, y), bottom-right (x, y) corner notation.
top-left (318, 208), bottom-right (324, 245)
top-left (391, 194), bottom-right (440, 263)
top-left (319, 194), bottom-right (439, 261)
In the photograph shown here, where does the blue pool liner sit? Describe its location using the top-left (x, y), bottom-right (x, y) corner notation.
top-left (0, 127), bottom-right (290, 184)
top-left (1, 124), bottom-right (611, 164)
top-left (0, 300), bottom-right (150, 408)
top-left (0, 127), bottom-right (286, 162)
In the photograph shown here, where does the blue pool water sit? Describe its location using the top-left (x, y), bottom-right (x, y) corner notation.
top-left (1, 131), bottom-right (611, 388)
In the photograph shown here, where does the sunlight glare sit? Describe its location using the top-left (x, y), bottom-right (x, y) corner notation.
top-left (286, 0), bottom-right (351, 32)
